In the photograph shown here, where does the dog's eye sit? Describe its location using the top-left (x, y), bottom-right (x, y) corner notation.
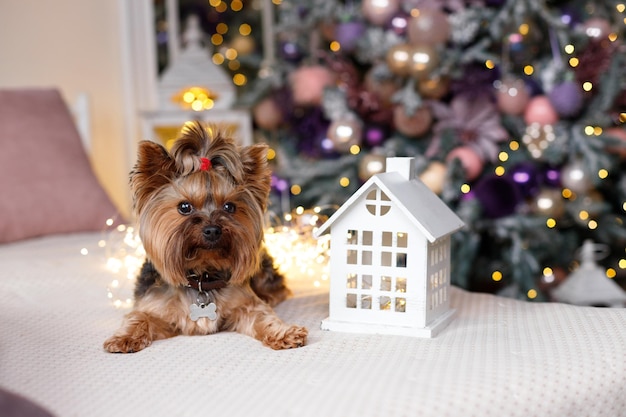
top-left (178, 202), bottom-right (194, 215)
top-left (223, 202), bottom-right (236, 213)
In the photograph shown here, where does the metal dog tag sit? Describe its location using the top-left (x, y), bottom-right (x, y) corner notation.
top-left (189, 302), bottom-right (217, 321)
top-left (189, 290), bottom-right (217, 321)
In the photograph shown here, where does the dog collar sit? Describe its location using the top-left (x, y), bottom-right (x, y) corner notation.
top-left (186, 271), bottom-right (228, 292)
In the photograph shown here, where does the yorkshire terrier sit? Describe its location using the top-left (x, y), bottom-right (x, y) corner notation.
top-left (103, 122), bottom-right (307, 352)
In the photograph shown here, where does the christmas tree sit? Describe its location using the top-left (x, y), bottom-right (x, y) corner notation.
top-left (209, 0), bottom-right (626, 301)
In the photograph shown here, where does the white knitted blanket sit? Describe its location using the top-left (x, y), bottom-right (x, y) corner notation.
top-left (1, 233), bottom-right (625, 417)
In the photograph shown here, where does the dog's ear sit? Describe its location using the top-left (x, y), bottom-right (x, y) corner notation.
top-left (240, 143), bottom-right (271, 210)
top-left (130, 140), bottom-right (177, 213)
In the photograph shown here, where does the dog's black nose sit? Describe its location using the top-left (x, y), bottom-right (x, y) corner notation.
top-left (203, 225), bottom-right (222, 242)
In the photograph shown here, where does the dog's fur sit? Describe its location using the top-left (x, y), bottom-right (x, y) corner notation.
top-left (103, 122), bottom-right (307, 352)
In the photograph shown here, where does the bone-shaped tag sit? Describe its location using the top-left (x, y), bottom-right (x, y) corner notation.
top-left (189, 302), bottom-right (217, 321)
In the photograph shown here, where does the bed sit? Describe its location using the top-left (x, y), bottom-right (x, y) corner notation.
top-left (1, 89), bottom-right (625, 417)
top-left (1, 231), bottom-right (626, 417)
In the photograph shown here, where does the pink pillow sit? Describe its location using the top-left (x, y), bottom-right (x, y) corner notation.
top-left (0, 88), bottom-right (121, 243)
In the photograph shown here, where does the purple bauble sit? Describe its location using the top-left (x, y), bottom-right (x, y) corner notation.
top-left (559, 6), bottom-right (582, 27)
top-left (509, 162), bottom-right (541, 197)
top-left (386, 11), bottom-right (410, 36)
top-left (290, 106), bottom-right (332, 157)
top-left (548, 80), bottom-right (584, 118)
top-left (335, 21), bottom-right (366, 53)
top-left (279, 40), bottom-right (303, 62)
top-left (271, 175), bottom-right (289, 193)
top-left (473, 175), bottom-right (522, 218)
top-left (363, 124), bottom-right (387, 147)
top-left (543, 166), bottom-right (561, 187)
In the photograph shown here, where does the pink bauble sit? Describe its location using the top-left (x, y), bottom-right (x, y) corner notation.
top-left (582, 17), bottom-right (612, 40)
top-left (289, 65), bottom-right (336, 106)
top-left (524, 95), bottom-right (559, 126)
top-left (496, 77), bottom-right (530, 115)
top-left (253, 97), bottom-right (283, 131)
top-left (327, 116), bottom-right (363, 153)
top-left (446, 146), bottom-right (484, 181)
top-left (407, 8), bottom-right (450, 46)
top-left (393, 105), bottom-right (432, 137)
top-left (362, 0), bottom-right (400, 26)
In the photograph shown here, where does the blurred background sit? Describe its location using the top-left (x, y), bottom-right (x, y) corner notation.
top-left (2, 0), bottom-right (625, 303)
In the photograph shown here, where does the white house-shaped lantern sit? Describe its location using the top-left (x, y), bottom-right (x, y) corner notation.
top-left (314, 157), bottom-right (465, 337)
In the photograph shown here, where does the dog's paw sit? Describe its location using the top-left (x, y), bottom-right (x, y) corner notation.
top-left (263, 325), bottom-right (308, 350)
top-left (103, 335), bottom-right (152, 353)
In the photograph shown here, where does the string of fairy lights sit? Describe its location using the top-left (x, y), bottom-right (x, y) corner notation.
top-left (84, 210), bottom-right (330, 309)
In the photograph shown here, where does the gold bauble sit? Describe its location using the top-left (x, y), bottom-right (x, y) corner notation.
top-left (386, 43), bottom-right (413, 76)
top-left (408, 44), bottom-right (439, 81)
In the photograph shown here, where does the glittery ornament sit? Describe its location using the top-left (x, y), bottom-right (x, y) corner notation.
top-left (522, 123), bottom-right (556, 159)
top-left (574, 39), bottom-right (616, 87)
top-left (361, 0), bottom-right (400, 26)
top-left (548, 80), bottom-right (584, 118)
top-left (327, 115), bottom-right (363, 153)
top-left (524, 96), bottom-right (559, 126)
top-left (358, 153), bottom-right (387, 181)
top-left (561, 159), bottom-right (593, 194)
top-left (407, 8), bottom-right (450, 46)
top-left (291, 107), bottom-right (331, 157)
top-left (473, 175), bottom-right (522, 218)
top-left (531, 188), bottom-right (565, 219)
top-left (393, 105), bottom-right (432, 137)
top-left (446, 146), bottom-right (484, 181)
top-left (495, 77), bottom-right (530, 115)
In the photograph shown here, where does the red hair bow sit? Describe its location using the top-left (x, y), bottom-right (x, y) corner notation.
top-left (199, 157), bottom-right (212, 171)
